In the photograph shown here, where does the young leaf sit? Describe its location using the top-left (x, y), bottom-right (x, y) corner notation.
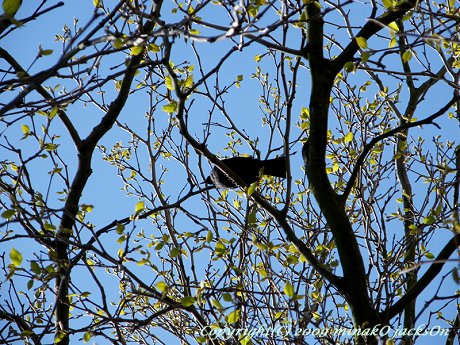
top-left (227, 310), bottom-right (240, 324)
top-left (344, 132), bottom-right (353, 143)
top-left (2, 0), bottom-right (22, 16)
top-left (2, 209), bottom-right (15, 219)
top-left (283, 281), bottom-right (295, 298)
top-left (162, 101), bottom-right (177, 113)
top-left (180, 296), bottom-right (195, 307)
top-left (10, 248), bottom-right (23, 266)
top-left (356, 37), bottom-right (368, 49)
top-left (130, 46), bottom-right (143, 56)
top-left (402, 50), bottom-right (412, 63)
top-left (134, 201), bottom-right (145, 214)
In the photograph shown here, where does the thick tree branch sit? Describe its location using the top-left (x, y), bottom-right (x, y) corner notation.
top-left (0, 47), bottom-right (82, 146)
top-left (332, 0), bottom-right (418, 74)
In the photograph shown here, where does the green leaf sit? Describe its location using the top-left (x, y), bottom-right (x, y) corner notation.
top-left (247, 208), bottom-right (257, 225)
top-left (165, 75), bottom-right (174, 90)
top-left (170, 247), bottom-right (180, 258)
top-left (2, 0), bottom-right (21, 16)
top-left (227, 310), bottom-right (240, 324)
top-left (206, 230), bottom-right (213, 243)
top-left (116, 223), bottom-right (125, 234)
top-left (113, 38), bottom-right (123, 49)
top-left (215, 241), bottom-right (226, 256)
top-left (83, 331), bottom-right (92, 342)
top-left (356, 37), bottom-right (368, 49)
top-left (382, 0), bottom-right (394, 8)
top-left (42, 49), bottom-right (53, 56)
top-left (162, 101), bottom-right (177, 113)
top-left (425, 252), bottom-right (435, 260)
top-left (134, 201), bottom-right (145, 214)
top-left (180, 296), bottom-right (195, 307)
top-left (387, 21), bottom-right (398, 32)
top-left (211, 299), bottom-right (222, 309)
top-left (1, 209), bottom-right (16, 219)
top-left (30, 261), bottom-right (41, 274)
top-left (422, 215), bottom-right (436, 225)
top-left (402, 50), bottom-right (412, 63)
top-left (344, 61), bottom-right (355, 73)
top-left (10, 248), bottom-right (23, 267)
top-left (155, 281), bottom-right (168, 292)
top-left (247, 182), bottom-right (257, 195)
top-left (117, 235), bottom-right (126, 244)
top-left (222, 293), bottom-right (232, 302)
top-left (148, 43), bottom-right (160, 53)
top-left (344, 132), bottom-right (353, 143)
top-left (130, 46), bottom-right (144, 56)
top-left (21, 124), bottom-right (30, 134)
top-left (283, 281), bottom-right (295, 298)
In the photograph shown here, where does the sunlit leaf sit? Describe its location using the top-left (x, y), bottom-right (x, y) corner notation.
top-left (2, 0), bottom-right (22, 16)
top-left (156, 281), bottom-right (168, 292)
top-left (180, 296), bottom-right (195, 307)
top-left (356, 37), bottom-right (368, 49)
top-left (135, 201), bottom-right (145, 214)
top-left (162, 101), bottom-right (177, 113)
top-left (10, 248), bottom-right (22, 267)
top-left (227, 310), bottom-right (240, 324)
top-left (402, 50), bottom-right (412, 63)
top-left (130, 46), bottom-right (143, 56)
top-left (344, 132), bottom-right (353, 143)
top-left (283, 282), bottom-right (295, 298)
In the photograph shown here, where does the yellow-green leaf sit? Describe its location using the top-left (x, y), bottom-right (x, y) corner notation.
top-left (83, 331), bottom-right (92, 342)
top-left (2, 209), bottom-right (15, 219)
top-left (425, 252), bottom-right (435, 260)
top-left (148, 43), bottom-right (160, 53)
top-left (2, 0), bottom-right (21, 16)
top-left (382, 0), bottom-right (395, 8)
top-left (10, 248), bottom-right (22, 266)
top-left (113, 38), bottom-right (123, 49)
top-left (247, 182), bottom-right (257, 195)
top-left (180, 296), bottom-right (195, 307)
top-left (387, 21), bottom-right (398, 32)
top-left (162, 101), bottom-right (177, 113)
top-left (402, 50), bottom-right (412, 63)
top-left (135, 201), bottom-right (145, 214)
top-left (283, 282), bottom-right (295, 298)
top-left (356, 37), bottom-right (368, 49)
top-left (227, 310), bottom-right (240, 324)
top-left (344, 132), bottom-right (353, 143)
top-left (165, 76), bottom-right (174, 90)
top-left (130, 46), bottom-right (144, 56)
top-left (184, 74), bottom-right (194, 88)
top-left (155, 281), bottom-right (168, 292)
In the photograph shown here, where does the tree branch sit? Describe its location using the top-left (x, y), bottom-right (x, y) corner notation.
top-left (332, 0), bottom-right (418, 74)
top-left (382, 233), bottom-right (460, 319)
top-left (342, 95), bottom-right (460, 200)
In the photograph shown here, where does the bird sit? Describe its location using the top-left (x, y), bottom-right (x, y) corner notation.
top-left (205, 156), bottom-right (287, 188)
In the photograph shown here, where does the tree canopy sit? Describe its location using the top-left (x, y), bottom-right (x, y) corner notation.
top-left (0, 0), bottom-right (459, 344)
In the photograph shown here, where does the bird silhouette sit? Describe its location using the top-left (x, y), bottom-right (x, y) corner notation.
top-left (205, 156), bottom-right (287, 188)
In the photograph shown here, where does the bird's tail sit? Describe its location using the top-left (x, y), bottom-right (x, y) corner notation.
top-left (263, 156), bottom-right (287, 178)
